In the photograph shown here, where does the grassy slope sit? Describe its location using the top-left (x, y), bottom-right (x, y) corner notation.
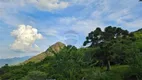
top-left (23, 42), bottom-right (66, 64)
top-left (82, 65), bottom-right (129, 80)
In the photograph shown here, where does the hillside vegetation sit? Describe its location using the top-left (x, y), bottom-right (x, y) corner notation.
top-left (0, 26), bottom-right (142, 80)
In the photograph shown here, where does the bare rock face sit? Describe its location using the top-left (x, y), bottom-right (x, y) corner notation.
top-left (23, 42), bottom-right (66, 64)
top-left (45, 42), bottom-right (66, 55)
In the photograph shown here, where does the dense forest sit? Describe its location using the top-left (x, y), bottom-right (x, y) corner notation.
top-left (0, 26), bottom-right (142, 80)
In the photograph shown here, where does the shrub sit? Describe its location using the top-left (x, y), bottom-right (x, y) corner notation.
top-left (20, 71), bottom-right (47, 80)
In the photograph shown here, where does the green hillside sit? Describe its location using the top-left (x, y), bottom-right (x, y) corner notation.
top-left (0, 26), bottom-right (142, 80)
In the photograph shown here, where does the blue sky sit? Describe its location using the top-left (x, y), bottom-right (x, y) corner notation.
top-left (0, 0), bottom-right (142, 59)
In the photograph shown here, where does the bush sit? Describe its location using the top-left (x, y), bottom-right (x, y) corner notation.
top-left (128, 55), bottom-right (142, 80)
top-left (85, 70), bottom-right (122, 80)
top-left (20, 71), bottom-right (47, 80)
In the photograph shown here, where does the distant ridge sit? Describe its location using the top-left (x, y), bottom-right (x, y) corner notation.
top-left (23, 42), bottom-right (66, 64)
top-left (0, 56), bottom-right (31, 67)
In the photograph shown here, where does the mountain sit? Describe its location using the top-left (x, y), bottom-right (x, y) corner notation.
top-left (23, 42), bottom-right (66, 64)
top-left (0, 56), bottom-right (31, 67)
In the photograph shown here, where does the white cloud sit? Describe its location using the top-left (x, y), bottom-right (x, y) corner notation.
top-left (58, 16), bottom-right (105, 35)
top-left (41, 28), bottom-right (65, 42)
top-left (0, 0), bottom-right (69, 27)
top-left (27, 0), bottom-right (69, 11)
top-left (122, 19), bottom-right (142, 30)
top-left (71, 19), bottom-right (105, 35)
top-left (10, 25), bottom-right (43, 52)
top-left (0, 0), bottom-right (70, 28)
top-left (0, 0), bottom-right (69, 12)
top-left (82, 0), bottom-right (141, 31)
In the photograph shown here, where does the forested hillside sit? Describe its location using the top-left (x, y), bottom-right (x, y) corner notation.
top-left (0, 26), bottom-right (142, 80)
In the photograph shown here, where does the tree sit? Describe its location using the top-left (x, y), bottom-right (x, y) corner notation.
top-left (83, 27), bottom-right (102, 47)
top-left (46, 45), bottom-right (85, 80)
top-left (83, 26), bottom-right (133, 71)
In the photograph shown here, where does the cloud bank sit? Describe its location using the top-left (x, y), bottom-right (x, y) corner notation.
top-left (11, 25), bottom-right (43, 52)
top-left (27, 0), bottom-right (69, 11)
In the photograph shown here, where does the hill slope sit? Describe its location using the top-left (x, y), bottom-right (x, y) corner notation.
top-left (23, 42), bottom-right (66, 63)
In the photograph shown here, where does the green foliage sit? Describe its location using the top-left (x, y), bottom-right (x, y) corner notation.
top-left (127, 54), bottom-right (142, 80)
top-left (84, 26), bottom-right (135, 71)
top-left (83, 48), bottom-right (98, 66)
top-left (20, 71), bottom-right (47, 80)
top-left (86, 71), bottom-right (122, 80)
top-left (46, 45), bottom-right (85, 80)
